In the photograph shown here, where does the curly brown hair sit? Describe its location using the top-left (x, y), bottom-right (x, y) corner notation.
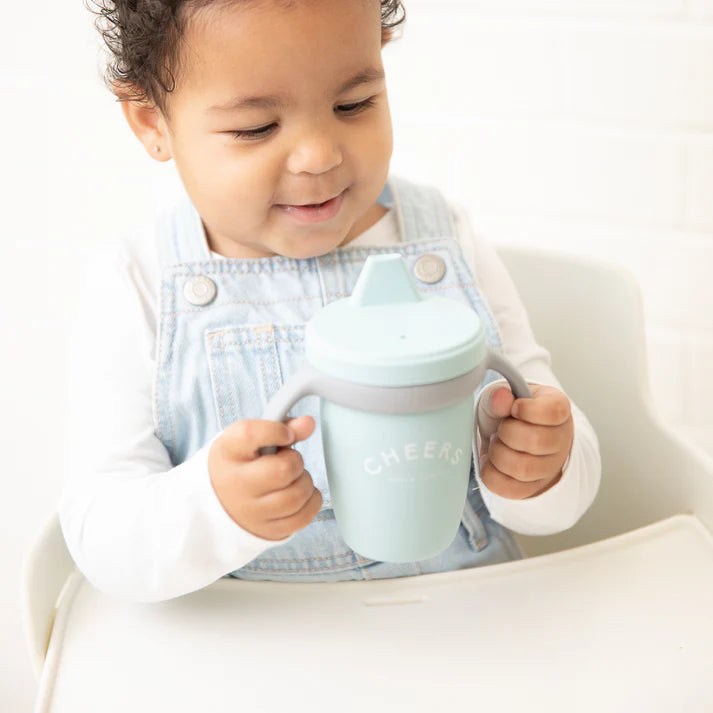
top-left (86, 0), bottom-right (406, 120)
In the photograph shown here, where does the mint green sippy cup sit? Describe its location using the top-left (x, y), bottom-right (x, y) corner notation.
top-left (259, 254), bottom-right (531, 562)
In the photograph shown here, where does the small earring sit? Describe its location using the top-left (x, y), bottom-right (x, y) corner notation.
top-left (153, 145), bottom-right (160, 153)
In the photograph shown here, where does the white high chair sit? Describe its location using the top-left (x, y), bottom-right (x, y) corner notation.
top-left (23, 246), bottom-right (713, 713)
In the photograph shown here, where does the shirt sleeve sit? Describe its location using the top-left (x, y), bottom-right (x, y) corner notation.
top-left (450, 203), bottom-right (602, 535)
top-left (58, 240), bottom-right (293, 603)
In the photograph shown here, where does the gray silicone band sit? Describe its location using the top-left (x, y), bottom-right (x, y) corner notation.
top-left (258, 348), bottom-right (532, 456)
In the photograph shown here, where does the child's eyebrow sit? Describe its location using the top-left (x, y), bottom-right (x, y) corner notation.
top-left (206, 66), bottom-right (386, 113)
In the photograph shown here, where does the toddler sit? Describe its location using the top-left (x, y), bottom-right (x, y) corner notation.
top-left (59, 0), bottom-right (602, 602)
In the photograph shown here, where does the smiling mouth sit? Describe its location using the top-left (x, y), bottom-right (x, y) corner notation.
top-left (282, 190), bottom-right (344, 207)
top-left (277, 189), bottom-right (346, 223)
top-left (297, 199), bottom-right (329, 208)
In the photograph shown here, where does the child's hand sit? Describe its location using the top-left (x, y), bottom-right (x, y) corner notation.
top-left (208, 415), bottom-right (322, 540)
top-left (477, 384), bottom-right (574, 499)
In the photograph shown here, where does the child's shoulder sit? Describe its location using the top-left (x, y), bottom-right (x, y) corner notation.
top-left (77, 214), bottom-right (159, 305)
top-left (81, 222), bottom-right (152, 271)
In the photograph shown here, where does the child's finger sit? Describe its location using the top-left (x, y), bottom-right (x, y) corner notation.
top-left (512, 384), bottom-right (571, 426)
top-left (478, 454), bottom-right (550, 499)
top-left (496, 418), bottom-right (567, 456)
top-left (487, 436), bottom-right (566, 483)
top-left (221, 417), bottom-right (313, 461)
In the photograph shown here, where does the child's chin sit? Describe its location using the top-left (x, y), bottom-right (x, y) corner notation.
top-left (286, 246), bottom-right (335, 260)
top-left (282, 235), bottom-right (346, 261)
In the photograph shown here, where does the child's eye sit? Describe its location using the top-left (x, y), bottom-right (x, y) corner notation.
top-left (335, 97), bottom-right (376, 115)
top-left (229, 98), bottom-right (376, 141)
top-left (230, 124), bottom-right (276, 141)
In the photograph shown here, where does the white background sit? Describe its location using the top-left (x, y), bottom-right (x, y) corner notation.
top-left (2, 0), bottom-right (712, 710)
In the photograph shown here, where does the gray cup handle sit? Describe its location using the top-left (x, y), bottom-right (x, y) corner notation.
top-left (484, 348), bottom-right (533, 400)
top-left (257, 364), bottom-right (325, 456)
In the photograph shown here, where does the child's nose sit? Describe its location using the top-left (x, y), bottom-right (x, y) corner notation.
top-left (286, 128), bottom-right (343, 175)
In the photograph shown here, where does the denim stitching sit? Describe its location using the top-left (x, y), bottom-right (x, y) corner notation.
top-left (219, 337), bottom-right (304, 347)
top-left (224, 352), bottom-right (238, 428)
top-left (206, 332), bottom-right (227, 429)
top-left (152, 282), bottom-right (165, 444)
top-left (241, 555), bottom-right (373, 573)
top-left (161, 294), bottom-right (323, 316)
top-left (164, 279), bottom-right (177, 453)
top-left (166, 238), bottom-right (460, 273)
top-left (242, 551), bottom-right (371, 564)
top-left (265, 327), bottom-right (283, 397)
top-left (255, 331), bottom-right (272, 411)
top-left (240, 564), bottom-right (363, 574)
top-left (162, 282), bottom-right (478, 317)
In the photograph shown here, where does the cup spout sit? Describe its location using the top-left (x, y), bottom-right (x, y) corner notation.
top-left (350, 254), bottom-right (423, 307)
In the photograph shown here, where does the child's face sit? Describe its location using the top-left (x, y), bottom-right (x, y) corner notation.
top-left (145, 0), bottom-right (393, 259)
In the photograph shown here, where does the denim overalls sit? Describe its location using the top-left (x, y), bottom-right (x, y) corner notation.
top-left (153, 174), bottom-right (522, 582)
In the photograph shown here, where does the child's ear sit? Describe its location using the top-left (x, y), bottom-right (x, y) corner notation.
top-left (113, 81), bottom-right (173, 161)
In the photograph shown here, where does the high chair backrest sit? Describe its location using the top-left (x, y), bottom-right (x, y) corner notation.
top-left (496, 245), bottom-right (713, 557)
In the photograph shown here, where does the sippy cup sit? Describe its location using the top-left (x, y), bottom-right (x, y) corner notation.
top-left (258, 254), bottom-right (531, 562)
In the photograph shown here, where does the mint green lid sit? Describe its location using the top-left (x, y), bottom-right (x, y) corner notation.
top-left (305, 254), bottom-right (487, 387)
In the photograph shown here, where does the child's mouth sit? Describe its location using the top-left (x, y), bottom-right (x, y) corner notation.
top-left (278, 190), bottom-right (345, 224)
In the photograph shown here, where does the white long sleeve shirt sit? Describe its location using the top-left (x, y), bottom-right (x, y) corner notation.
top-left (59, 202), bottom-right (601, 602)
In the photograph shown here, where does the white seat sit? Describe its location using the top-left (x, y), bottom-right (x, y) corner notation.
top-left (23, 246), bottom-right (713, 712)
top-left (498, 246), bottom-right (713, 557)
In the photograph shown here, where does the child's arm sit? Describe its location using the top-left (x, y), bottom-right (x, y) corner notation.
top-left (58, 240), bottom-right (311, 603)
top-left (451, 205), bottom-right (602, 536)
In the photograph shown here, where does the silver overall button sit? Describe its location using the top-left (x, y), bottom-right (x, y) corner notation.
top-left (413, 254), bottom-right (446, 284)
top-left (183, 275), bottom-right (217, 306)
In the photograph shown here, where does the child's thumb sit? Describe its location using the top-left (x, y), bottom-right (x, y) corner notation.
top-left (477, 385), bottom-right (514, 440)
top-left (285, 415), bottom-right (316, 442)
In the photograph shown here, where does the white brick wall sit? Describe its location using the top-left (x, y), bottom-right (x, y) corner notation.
top-left (384, 0), bottom-right (713, 457)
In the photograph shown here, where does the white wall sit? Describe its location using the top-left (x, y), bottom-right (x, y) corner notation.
top-left (2, 0), bottom-right (711, 710)
top-left (386, 0), bottom-right (713, 449)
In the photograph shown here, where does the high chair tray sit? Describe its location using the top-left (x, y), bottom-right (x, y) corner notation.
top-left (36, 514), bottom-right (713, 713)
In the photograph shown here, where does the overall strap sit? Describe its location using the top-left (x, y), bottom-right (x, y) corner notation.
top-left (154, 182), bottom-right (212, 270)
top-left (387, 174), bottom-right (457, 241)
